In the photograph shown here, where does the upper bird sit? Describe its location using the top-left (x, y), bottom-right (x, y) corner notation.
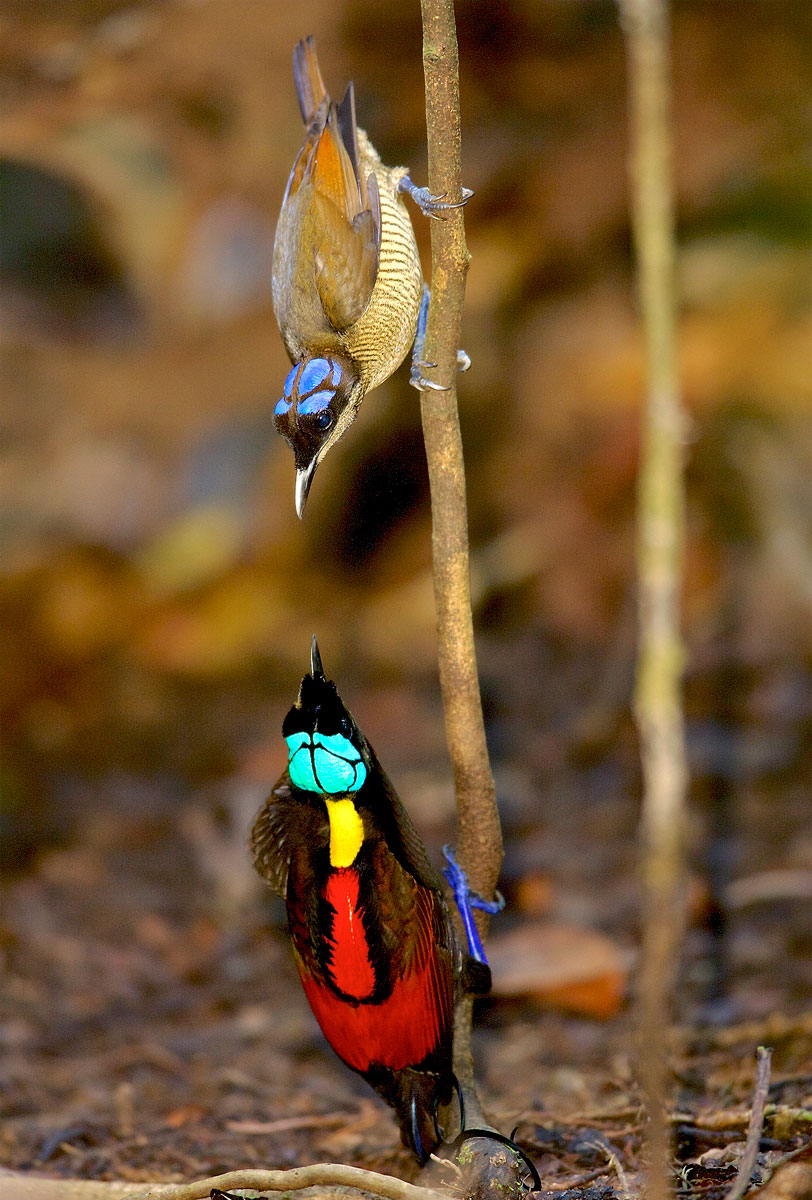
top-left (272, 37), bottom-right (470, 516)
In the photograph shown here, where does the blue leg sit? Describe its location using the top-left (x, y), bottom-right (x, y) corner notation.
top-left (410, 285), bottom-right (472, 393)
top-left (410, 284), bottom-right (445, 392)
top-left (442, 844), bottom-right (504, 965)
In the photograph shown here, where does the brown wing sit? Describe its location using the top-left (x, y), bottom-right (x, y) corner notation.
top-left (250, 779), bottom-right (325, 898)
top-left (281, 40), bottom-right (380, 333)
top-left (359, 740), bottom-right (446, 894)
top-left (370, 840), bottom-right (455, 1010)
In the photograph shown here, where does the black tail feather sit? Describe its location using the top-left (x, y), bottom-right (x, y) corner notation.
top-left (368, 1067), bottom-right (454, 1163)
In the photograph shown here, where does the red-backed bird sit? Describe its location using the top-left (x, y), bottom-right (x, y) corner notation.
top-left (251, 638), bottom-right (489, 1161)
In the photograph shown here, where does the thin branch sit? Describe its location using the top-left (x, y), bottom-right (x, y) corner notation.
top-left (418, 0), bottom-right (502, 1126)
top-left (120, 1164), bottom-right (450, 1200)
top-left (616, 1), bottom-right (687, 1199)
top-left (587, 1141), bottom-right (631, 1200)
top-left (723, 1047), bottom-right (773, 1200)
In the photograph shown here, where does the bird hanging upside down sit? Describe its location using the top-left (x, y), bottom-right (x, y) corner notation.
top-left (271, 37), bottom-right (472, 517)
top-left (251, 638), bottom-right (497, 1163)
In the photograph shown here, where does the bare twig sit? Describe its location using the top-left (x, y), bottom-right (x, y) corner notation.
top-left (224, 1110), bottom-right (358, 1134)
top-left (418, 0), bottom-right (502, 1126)
top-left (723, 1046), bottom-right (773, 1200)
top-left (0, 1162), bottom-right (449, 1200)
top-left (587, 1140), bottom-right (631, 1199)
top-left (542, 1167), bottom-right (617, 1192)
top-left (616, 1), bottom-right (687, 1199)
top-left (121, 1164), bottom-right (448, 1200)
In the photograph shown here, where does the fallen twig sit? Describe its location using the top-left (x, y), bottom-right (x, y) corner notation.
top-left (763, 1141), bottom-right (812, 1175)
top-left (122, 1164), bottom-right (450, 1200)
top-left (541, 1166), bottom-right (615, 1191)
top-left (0, 1163), bottom-right (450, 1200)
top-left (224, 1111), bottom-right (360, 1135)
top-left (589, 1140), bottom-right (631, 1199)
top-left (670, 1104), bottom-right (811, 1136)
top-left (723, 1046), bottom-right (773, 1200)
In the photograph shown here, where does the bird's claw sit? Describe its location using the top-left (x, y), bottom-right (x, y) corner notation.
top-left (409, 352), bottom-right (471, 392)
top-left (400, 178), bottom-right (474, 219)
top-left (410, 369), bottom-right (449, 392)
top-left (422, 187), bottom-right (474, 219)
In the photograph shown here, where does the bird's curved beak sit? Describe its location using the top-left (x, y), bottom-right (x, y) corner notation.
top-left (295, 458), bottom-right (318, 519)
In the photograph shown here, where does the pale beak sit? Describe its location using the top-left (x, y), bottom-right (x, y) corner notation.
top-left (295, 459), bottom-right (318, 519)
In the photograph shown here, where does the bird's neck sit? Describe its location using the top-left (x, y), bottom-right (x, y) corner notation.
top-left (325, 796), bottom-right (364, 868)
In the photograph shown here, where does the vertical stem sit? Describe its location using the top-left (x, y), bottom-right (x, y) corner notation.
top-left (418, 0), bottom-right (502, 1114)
top-left (617, 1), bottom-right (688, 1198)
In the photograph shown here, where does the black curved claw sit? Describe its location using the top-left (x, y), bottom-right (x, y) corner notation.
top-left (446, 1129), bottom-right (541, 1192)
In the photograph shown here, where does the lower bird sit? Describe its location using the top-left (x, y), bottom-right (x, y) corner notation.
top-left (271, 36), bottom-right (471, 517)
top-left (251, 638), bottom-right (492, 1162)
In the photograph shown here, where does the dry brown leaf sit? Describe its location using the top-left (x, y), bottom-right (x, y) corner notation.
top-left (488, 921), bottom-right (629, 1019)
top-left (163, 1103), bottom-right (207, 1128)
top-left (756, 1164), bottom-right (812, 1200)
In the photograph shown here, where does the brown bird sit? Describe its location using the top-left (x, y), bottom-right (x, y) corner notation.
top-left (272, 37), bottom-right (471, 516)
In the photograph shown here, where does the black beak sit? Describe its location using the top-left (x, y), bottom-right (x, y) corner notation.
top-left (310, 635), bottom-right (325, 679)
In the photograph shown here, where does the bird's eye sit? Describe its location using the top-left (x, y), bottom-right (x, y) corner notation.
top-left (315, 410), bottom-right (333, 430)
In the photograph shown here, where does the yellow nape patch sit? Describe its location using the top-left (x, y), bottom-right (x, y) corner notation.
top-left (325, 797), bottom-right (364, 868)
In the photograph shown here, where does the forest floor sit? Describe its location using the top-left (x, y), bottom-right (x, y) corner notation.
top-left (1, 761), bottom-right (810, 1199)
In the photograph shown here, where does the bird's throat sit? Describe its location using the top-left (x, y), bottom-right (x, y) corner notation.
top-left (325, 797), bottom-right (364, 868)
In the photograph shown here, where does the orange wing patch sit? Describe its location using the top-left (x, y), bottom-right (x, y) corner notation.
top-left (311, 113), bottom-right (362, 221)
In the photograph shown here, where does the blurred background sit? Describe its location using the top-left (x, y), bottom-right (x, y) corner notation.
top-left (0, 0), bottom-right (810, 1182)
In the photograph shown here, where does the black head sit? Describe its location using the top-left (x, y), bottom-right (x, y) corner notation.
top-left (273, 354), bottom-right (360, 517)
top-left (282, 636), bottom-right (356, 742)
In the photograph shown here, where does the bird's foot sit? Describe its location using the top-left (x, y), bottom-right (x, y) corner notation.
top-left (410, 359), bottom-right (448, 392)
top-left (442, 844), bottom-right (504, 965)
top-left (399, 175), bottom-right (474, 219)
top-left (410, 285), bottom-right (472, 391)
